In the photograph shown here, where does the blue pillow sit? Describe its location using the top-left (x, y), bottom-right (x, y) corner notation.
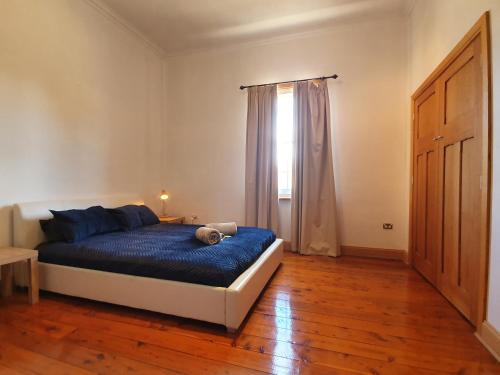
top-left (49, 206), bottom-right (120, 242)
top-left (50, 208), bottom-right (96, 243)
top-left (39, 219), bottom-right (64, 242)
top-left (138, 205), bottom-right (159, 226)
top-left (99, 208), bottom-right (121, 233)
top-left (110, 205), bottom-right (143, 230)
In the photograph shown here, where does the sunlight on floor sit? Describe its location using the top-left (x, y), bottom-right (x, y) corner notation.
top-left (272, 291), bottom-right (296, 373)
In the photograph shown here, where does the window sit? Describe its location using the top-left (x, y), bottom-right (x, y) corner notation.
top-left (277, 86), bottom-right (293, 198)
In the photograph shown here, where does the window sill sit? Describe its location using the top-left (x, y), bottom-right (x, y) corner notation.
top-left (279, 195), bottom-right (291, 200)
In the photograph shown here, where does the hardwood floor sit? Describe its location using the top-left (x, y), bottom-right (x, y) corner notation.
top-left (0, 253), bottom-right (498, 374)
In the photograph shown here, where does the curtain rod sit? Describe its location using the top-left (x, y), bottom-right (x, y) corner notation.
top-left (239, 74), bottom-right (338, 90)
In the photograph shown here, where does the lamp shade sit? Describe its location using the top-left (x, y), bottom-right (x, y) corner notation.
top-left (160, 190), bottom-right (169, 200)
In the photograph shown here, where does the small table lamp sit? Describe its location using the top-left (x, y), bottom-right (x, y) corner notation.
top-left (160, 190), bottom-right (169, 216)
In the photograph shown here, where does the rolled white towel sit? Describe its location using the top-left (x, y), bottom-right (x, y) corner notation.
top-left (206, 222), bottom-right (237, 236)
top-left (195, 227), bottom-right (222, 245)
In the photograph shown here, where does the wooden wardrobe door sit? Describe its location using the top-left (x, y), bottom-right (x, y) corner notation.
top-left (412, 84), bottom-right (439, 284)
top-left (435, 35), bottom-right (483, 323)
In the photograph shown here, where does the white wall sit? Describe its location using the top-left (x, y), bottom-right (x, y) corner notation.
top-left (409, 0), bottom-right (500, 330)
top-left (164, 16), bottom-right (410, 251)
top-left (0, 0), bottom-right (165, 247)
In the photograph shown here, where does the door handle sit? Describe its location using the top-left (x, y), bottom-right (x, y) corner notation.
top-left (432, 135), bottom-right (444, 141)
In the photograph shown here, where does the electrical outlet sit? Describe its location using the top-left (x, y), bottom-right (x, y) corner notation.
top-left (383, 223), bottom-right (393, 230)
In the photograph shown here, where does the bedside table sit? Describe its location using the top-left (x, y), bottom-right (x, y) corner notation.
top-left (0, 247), bottom-right (39, 304)
top-left (159, 216), bottom-right (185, 224)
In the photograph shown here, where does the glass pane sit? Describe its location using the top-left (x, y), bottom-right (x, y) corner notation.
top-left (277, 91), bottom-right (293, 196)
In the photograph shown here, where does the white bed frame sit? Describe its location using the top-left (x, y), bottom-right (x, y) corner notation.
top-left (12, 195), bottom-right (283, 331)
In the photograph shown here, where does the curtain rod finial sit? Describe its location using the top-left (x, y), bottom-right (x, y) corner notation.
top-left (240, 85), bottom-right (246, 90)
top-left (333, 74), bottom-right (338, 79)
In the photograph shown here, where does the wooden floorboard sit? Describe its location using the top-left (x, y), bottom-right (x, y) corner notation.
top-left (0, 253), bottom-right (498, 374)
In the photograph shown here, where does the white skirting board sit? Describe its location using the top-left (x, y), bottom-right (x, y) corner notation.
top-left (476, 321), bottom-right (500, 362)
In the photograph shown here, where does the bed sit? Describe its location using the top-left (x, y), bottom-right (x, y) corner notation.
top-left (12, 195), bottom-right (283, 331)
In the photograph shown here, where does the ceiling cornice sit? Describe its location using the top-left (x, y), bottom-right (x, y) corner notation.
top-left (83, 0), bottom-right (413, 60)
top-left (83, 0), bottom-right (167, 57)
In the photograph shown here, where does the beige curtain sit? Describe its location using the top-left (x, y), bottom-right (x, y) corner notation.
top-left (245, 85), bottom-right (279, 233)
top-left (291, 80), bottom-right (339, 256)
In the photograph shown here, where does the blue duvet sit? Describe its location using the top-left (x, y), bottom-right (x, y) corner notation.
top-left (36, 224), bottom-right (276, 287)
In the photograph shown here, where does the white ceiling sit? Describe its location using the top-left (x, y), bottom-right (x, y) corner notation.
top-left (98, 0), bottom-right (413, 55)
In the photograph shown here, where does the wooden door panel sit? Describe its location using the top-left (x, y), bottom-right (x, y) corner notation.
top-left (441, 143), bottom-right (460, 291)
top-left (460, 138), bottom-right (480, 300)
top-left (443, 48), bottom-right (476, 131)
top-left (412, 85), bottom-right (438, 284)
top-left (417, 91), bottom-right (438, 140)
top-left (439, 137), bottom-right (480, 319)
top-left (425, 150), bottom-right (437, 268)
top-left (437, 36), bottom-right (483, 323)
top-left (413, 150), bottom-right (438, 283)
top-left (415, 153), bottom-right (427, 261)
top-left (440, 38), bottom-right (481, 140)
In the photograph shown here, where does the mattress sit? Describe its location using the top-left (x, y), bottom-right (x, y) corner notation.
top-left (36, 224), bottom-right (276, 287)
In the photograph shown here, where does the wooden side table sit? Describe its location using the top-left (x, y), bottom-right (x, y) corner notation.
top-left (159, 216), bottom-right (185, 224)
top-left (0, 248), bottom-right (39, 304)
